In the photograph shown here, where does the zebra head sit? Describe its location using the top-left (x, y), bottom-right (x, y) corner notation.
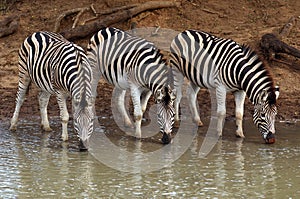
top-left (253, 86), bottom-right (280, 144)
top-left (155, 85), bottom-right (176, 144)
top-left (72, 94), bottom-right (95, 150)
top-left (72, 56), bottom-right (95, 150)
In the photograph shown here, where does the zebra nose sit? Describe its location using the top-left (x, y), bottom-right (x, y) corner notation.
top-left (161, 132), bottom-right (172, 144)
top-left (79, 139), bottom-right (89, 151)
top-left (265, 132), bottom-right (275, 144)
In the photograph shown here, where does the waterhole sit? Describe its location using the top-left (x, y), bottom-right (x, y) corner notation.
top-left (0, 117), bottom-right (299, 198)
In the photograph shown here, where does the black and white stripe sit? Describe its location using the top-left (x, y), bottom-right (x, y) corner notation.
top-left (10, 31), bottom-right (94, 149)
top-left (170, 30), bottom-right (279, 143)
top-left (87, 27), bottom-right (175, 144)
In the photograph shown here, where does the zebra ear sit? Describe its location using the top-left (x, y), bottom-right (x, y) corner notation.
top-left (170, 89), bottom-right (176, 101)
top-left (263, 90), bottom-right (268, 102)
top-left (258, 89), bottom-right (268, 104)
top-left (275, 86), bottom-right (280, 100)
top-left (155, 89), bottom-right (163, 103)
top-left (166, 85), bottom-right (176, 101)
top-left (267, 87), bottom-right (280, 105)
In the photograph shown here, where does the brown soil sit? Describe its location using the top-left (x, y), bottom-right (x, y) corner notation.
top-left (1, 0), bottom-right (300, 124)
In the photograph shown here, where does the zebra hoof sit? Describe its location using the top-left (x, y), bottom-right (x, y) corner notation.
top-left (42, 126), bottom-right (52, 131)
top-left (197, 121), bottom-right (204, 127)
top-left (9, 125), bottom-right (17, 131)
top-left (235, 131), bottom-right (245, 138)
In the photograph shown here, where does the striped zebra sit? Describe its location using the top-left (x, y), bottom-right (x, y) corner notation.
top-left (87, 27), bottom-right (176, 144)
top-left (170, 30), bottom-right (280, 144)
top-left (10, 31), bottom-right (95, 149)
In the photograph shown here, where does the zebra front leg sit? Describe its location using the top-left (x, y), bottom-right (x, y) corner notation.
top-left (141, 90), bottom-right (152, 121)
top-left (172, 67), bottom-right (184, 127)
top-left (187, 82), bottom-right (203, 127)
top-left (130, 85), bottom-right (143, 139)
top-left (38, 91), bottom-right (52, 131)
top-left (113, 87), bottom-right (133, 128)
top-left (233, 90), bottom-right (246, 138)
top-left (10, 76), bottom-right (31, 131)
top-left (216, 86), bottom-right (227, 137)
top-left (56, 94), bottom-right (69, 141)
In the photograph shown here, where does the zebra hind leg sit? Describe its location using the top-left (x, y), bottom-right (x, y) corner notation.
top-left (10, 75), bottom-right (31, 131)
top-left (113, 87), bottom-right (133, 128)
top-left (187, 82), bottom-right (203, 127)
top-left (38, 91), bottom-right (52, 131)
top-left (129, 85), bottom-right (143, 139)
top-left (56, 93), bottom-right (69, 141)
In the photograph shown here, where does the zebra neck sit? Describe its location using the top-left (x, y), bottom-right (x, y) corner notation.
top-left (238, 62), bottom-right (274, 104)
top-left (143, 63), bottom-right (170, 94)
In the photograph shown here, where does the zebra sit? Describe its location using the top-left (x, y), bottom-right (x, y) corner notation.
top-left (10, 31), bottom-right (95, 150)
top-left (87, 27), bottom-right (176, 144)
top-left (170, 30), bottom-right (280, 144)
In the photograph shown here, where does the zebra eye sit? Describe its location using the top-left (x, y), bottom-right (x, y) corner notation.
top-left (261, 113), bottom-right (266, 118)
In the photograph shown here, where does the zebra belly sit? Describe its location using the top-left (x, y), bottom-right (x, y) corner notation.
top-left (28, 72), bottom-right (57, 94)
top-left (102, 72), bottom-right (130, 90)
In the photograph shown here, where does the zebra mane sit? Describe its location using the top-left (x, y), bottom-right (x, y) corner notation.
top-left (241, 44), bottom-right (275, 90)
top-left (162, 86), bottom-right (173, 107)
top-left (74, 44), bottom-right (92, 106)
top-left (156, 48), bottom-right (175, 87)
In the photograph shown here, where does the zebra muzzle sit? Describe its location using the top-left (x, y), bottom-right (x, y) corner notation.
top-left (161, 132), bottom-right (172, 144)
top-left (265, 132), bottom-right (275, 144)
top-left (79, 139), bottom-right (89, 151)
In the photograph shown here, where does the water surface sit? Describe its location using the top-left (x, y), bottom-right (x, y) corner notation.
top-left (0, 117), bottom-right (299, 198)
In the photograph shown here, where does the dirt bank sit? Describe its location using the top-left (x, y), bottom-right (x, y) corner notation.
top-left (0, 0), bottom-right (300, 124)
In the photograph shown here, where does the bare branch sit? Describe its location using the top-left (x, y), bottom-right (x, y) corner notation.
top-left (60, 1), bottom-right (180, 41)
top-left (54, 6), bottom-right (91, 32)
top-left (72, 7), bottom-right (90, 28)
top-left (279, 16), bottom-right (296, 38)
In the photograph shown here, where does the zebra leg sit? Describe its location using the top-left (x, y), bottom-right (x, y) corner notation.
top-left (216, 86), bottom-right (227, 137)
top-left (141, 90), bottom-right (152, 121)
top-left (90, 58), bottom-right (102, 98)
top-left (38, 91), bottom-right (52, 131)
top-left (129, 85), bottom-right (143, 139)
top-left (113, 87), bottom-right (133, 128)
top-left (187, 82), bottom-right (203, 127)
top-left (233, 90), bottom-right (246, 138)
top-left (172, 67), bottom-right (184, 127)
top-left (56, 93), bottom-right (69, 141)
top-left (10, 75), bottom-right (31, 131)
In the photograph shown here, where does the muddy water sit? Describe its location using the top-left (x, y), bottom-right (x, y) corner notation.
top-left (0, 117), bottom-right (299, 198)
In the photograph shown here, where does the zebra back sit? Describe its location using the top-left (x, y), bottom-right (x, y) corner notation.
top-left (19, 31), bottom-right (92, 98)
top-left (87, 27), bottom-right (171, 95)
top-left (170, 29), bottom-right (275, 105)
